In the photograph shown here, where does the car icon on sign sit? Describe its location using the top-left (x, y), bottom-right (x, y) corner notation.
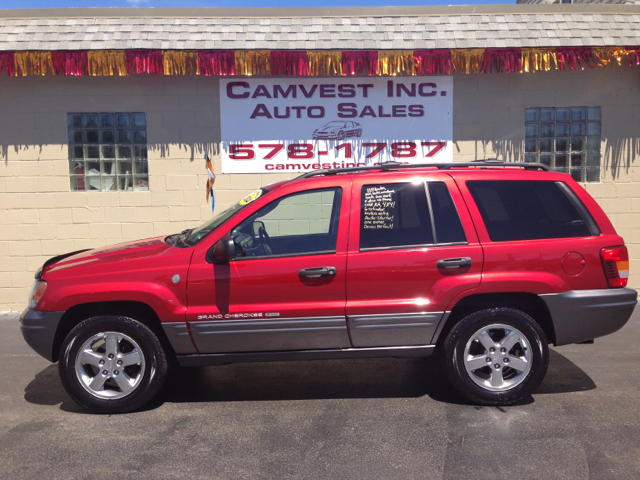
top-left (312, 121), bottom-right (363, 141)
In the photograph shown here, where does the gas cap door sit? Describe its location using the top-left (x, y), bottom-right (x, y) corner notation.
top-left (562, 252), bottom-right (586, 276)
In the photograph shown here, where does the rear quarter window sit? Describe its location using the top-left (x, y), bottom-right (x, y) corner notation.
top-left (467, 180), bottom-right (598, 241)
top-left (428, 182), bottom-right (466, 244)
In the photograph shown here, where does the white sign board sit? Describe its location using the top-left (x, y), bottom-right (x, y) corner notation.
top-left (219, 77), bottom-right (453, 173)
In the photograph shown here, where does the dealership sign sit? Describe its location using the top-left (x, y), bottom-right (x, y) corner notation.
top-left (219, 77), bottom-right (453, 173)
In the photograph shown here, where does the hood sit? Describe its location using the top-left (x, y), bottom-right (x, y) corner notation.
top-left (35, 235), bottom-right (194, 314)
top-left (43, 236), bottom-right (174, 278)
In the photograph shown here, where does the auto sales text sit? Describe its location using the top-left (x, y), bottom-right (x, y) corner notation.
top-left (226, 81), bottom-right (448, 120)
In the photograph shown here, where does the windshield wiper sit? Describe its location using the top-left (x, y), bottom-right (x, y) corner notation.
top-left (166, 228), bottom-right (195, 248)
top-left (176, 236), bottom-right (190, 248)
top-left (176, 228), bottom-right (195, 248)
top-left (165, 234), bottom-right (178, 246)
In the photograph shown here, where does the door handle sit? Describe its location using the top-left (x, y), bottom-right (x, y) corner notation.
top-left (298, 267), bottom-right (337, 278)
top-left (436, 257), bottom-right (472, 269)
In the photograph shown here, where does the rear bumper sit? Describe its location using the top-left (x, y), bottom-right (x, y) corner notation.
top-left (540, 288), bottom-right (637, 346)
top-left (20, 307), bottom-right (64, 362)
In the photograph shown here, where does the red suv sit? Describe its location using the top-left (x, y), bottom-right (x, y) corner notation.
top-left (21, 161), bottom-right (637, 413)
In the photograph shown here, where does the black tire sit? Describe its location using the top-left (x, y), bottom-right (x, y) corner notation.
top-left (442, 308), bottom-right (549, 406)
top-left (58, 315), bottom-right (168, 414)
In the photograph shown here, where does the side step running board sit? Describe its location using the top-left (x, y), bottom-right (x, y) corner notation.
top-left (177, 345), bottom-right (435, 367)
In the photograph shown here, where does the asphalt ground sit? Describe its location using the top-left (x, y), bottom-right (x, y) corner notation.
top-left (1, 308), bottom-right (639, 480)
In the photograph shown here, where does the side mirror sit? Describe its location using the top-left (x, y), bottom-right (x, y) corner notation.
top-left (206, 236), bottom-right (237, 264)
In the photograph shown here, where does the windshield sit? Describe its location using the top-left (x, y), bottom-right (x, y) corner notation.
top-left (182, 188), bottom-right (270, 246)
top-left (325, 122), bottom-right (345, 127)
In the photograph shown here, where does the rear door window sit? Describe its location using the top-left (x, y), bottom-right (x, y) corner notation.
top-left (360, 183), bottom-right (433, 250)
top-left (467, 180), bottom-right (599, 241)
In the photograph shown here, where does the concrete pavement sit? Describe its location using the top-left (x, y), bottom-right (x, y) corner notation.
top-left (1, 308), bottom-right (638, 479)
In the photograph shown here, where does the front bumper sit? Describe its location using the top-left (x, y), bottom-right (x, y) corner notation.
top-left (540, 288), bottom-right (637, 346)
top-left (20, 307), bottom-right (64, 362)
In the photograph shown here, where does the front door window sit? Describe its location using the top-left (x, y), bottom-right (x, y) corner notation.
top-left (230, 188), bottom-right (342, 258)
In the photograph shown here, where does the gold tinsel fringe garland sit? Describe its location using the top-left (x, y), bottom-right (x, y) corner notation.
top-left (1, 47), bottom-right (639, 77)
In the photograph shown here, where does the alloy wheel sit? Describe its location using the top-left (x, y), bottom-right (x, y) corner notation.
top-left (463, 323), bottom-right (532, 392)
top-left (74, 331), bottom-right (146, 399)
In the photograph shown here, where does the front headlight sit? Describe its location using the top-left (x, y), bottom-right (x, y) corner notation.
top-left (28, 280), bottom-right (47, 309)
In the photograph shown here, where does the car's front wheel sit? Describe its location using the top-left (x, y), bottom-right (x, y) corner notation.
top-left (59, 315), bottom-right (168, 414)
top-left (442, 308), bottom-right (548, 405)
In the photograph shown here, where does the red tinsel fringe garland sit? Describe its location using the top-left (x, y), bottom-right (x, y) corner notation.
top-left (51, 52), bottom-right (65, 75)
top-left (482, 49), bottom-right (522, 74)
top-left (125, 50), bottom-right (163, 75)
top-left (626, 48), bottom-right (640, 67)
top-left (0, 51), bottom-right (15, 76)
top-left (342, 51), bottom-right (378, 76)
top-left (52, 51), bottom-right (89, 76)
top-left (556, 48), bottom-right (598, 71)
top-left (270, 51), bottom-right (309, 76)
top-left (413, 50), bottom-right (452, 75)
top-left (198, 50), bottom-right (235, 76)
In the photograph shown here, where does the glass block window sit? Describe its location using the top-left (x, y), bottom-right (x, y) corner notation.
top-left (68, 113), bottom-right (149, 191)
top-left (524, 107), bottom-right (601, 183)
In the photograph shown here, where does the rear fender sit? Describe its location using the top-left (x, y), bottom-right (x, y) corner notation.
top-left (469, 272), bottom-right (569, 296)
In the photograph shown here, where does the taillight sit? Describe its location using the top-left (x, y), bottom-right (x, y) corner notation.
top-left (600, 246), bottom-right (629, 288)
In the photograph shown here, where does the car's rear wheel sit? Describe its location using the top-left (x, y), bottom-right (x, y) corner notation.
top-left (442, 308), bottom-right (548, 405)
top-left (59, 315), bottom-right (168, 414)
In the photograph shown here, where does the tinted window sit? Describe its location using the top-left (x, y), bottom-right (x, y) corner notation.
top-left (467, 180), bottom-right (593, 241)
top-left (428, 182), bottom-right (466, 244)
top-left (231, 188), bottom-right (341, 258)
top-left (360, 183), bottom-right (433, 249)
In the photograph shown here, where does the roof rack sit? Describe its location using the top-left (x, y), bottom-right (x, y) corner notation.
top-left (295, 160), bottom-right (550, 180)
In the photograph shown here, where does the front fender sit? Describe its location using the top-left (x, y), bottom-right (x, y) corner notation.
top-left (47, 282), bottom-right (187, 322)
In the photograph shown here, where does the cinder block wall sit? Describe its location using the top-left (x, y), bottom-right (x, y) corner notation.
top-left (1, 67), bottom-right (639, 310)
